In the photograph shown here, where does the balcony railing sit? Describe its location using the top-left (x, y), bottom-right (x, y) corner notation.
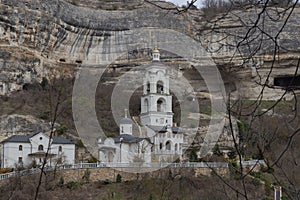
top-left (0, 160), bottom-right (266, 181)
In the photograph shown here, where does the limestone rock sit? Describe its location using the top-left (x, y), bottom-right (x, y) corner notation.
top-left (0, 114), bottom-right (58, 141)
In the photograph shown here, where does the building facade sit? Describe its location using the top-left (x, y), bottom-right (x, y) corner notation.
top-left (1, 132), bottom-right (75, 168)
top-left (98, 48), bottom-right (184, 164)
top-left (98, 112), bottom-right (152, 164)
top-left (140, 49), bottom-right (184, 162)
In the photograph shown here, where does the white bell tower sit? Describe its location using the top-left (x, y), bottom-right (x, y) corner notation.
top-left (140, 48), bottom-right (173, 127)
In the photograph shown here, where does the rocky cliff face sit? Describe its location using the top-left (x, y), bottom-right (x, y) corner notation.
top-left (0, 114), bottom-right (57, 141)
top-left (192, 6), bottom-right (300, 100)
top-left (0, 1), bottom-right (299, 157)
top-left (0, 0), bottom-right (190, 95)
top-left (1, 1), bottom-right (299, 99)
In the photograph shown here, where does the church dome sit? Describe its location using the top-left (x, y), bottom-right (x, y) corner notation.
top-left (120, 117), bottom-right (133, 124)
top-left (152, 49), bottom-right (160, 53)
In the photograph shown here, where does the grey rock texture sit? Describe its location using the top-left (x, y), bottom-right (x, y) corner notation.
top-left (0, 0), bottom-right (189, 95)
top-left (0, 114), bottom-right (57, 141)
top-left (0, 1), bottom-right (298, 100)
top-left (192, 6), bottom-right (300, 100)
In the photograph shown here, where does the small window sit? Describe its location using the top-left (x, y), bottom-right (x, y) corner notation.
top-left (121, 126), bottom-right (124, 133)
top-left (18, 157), bottom-right (23, 163)
top-left (38, 145), bottom-right (44, 151)
top-left (159, 143), bottom-right (163, 150)
top-left (39, 137), bottom-right (42, 140)
top-left (19, 145), bottom-right (23, 151)
top-left (146, 82), bottom-right (150, 93)
top-left (59, 146), bottom-right (62, 152)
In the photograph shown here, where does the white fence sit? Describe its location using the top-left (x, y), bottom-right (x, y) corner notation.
top-left (0, 160), bottom-right (265, 181)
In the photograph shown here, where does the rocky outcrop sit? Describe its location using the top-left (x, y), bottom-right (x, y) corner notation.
top-left (192, 6), bottom-right (300, 100)
top-left (0, 0), bottom-right (190, 95)
top-left (0, 114), bottom-right (57, 141)
top-left (0, 0), bottom-right (299, 100)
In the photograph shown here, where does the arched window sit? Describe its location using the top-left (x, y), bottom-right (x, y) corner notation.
top-left (59, 146), bottom-right (62, 152)
top-left (166, 140), bottom-right (172, 151)
top-left (146, 82), bottom-right (150, 93)
top-left (38, 145), bottom-right (44, 151)
top-left (157, 98), bottom-right (166, 112)
top-left (19, 145), bottom-right (23, 151)
top-left (156, 81), bottom-right (164, 94)
top-left (144, 99), bottom-right (149, 112)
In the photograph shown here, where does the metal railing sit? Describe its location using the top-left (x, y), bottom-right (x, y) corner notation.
top-left (0, 160), bottom-right (265, 181)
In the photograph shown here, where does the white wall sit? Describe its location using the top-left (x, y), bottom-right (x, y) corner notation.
top-left (120, 123), bottom-right (132, 135)
top-left (98, 139), bottom-right (152, 164)
top-left (51, 144), bottom-right (75, 165)
top-left (1, 133), bottom-right (75, 168)
top-left (2, 142), bottom-right (32, 168)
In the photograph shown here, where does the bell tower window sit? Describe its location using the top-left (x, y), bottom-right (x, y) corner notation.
top-left (144, 99), bottom-right (149, 112)
top-left (157, 98), bottom-right (166, 112)
top-left (146, 82), bottom-right (150, 93)
top-left (157, 81), bottom-right (164, 94)
top-left (166, 141), bottom-right (172, 151)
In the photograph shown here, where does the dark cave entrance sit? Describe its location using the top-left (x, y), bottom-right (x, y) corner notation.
top-left (274, 75), bottom-right (300, 88)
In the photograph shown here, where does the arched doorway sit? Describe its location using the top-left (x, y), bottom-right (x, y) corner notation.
top-left (108, 151), bottom-right (114, 162)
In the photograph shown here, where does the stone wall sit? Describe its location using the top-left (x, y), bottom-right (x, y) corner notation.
top-left (55, 166), bottom-right (230, 183)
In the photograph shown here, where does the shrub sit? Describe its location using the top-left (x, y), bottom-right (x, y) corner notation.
top-left (76, 140), bottom-right (85, 148)
top-left (252, 177), bottom-right (261, 187)
top-left (116, 174), bottom-right (122, 183)
top-left (227, 150), bottom-right (236, 159)
top-left (0, 168), bottom-right (13, 174)
top-left (102, 179), bottom-right (111, 185)
top-left (82, 169), bottom-right (91, 183)
top-left (88, 156), bottom-right (98, 163)
top-left (56, 124), bottom-right (67, 135)
top-left (66, 181), bottom-right (81, 190)
top-left (149, 194), bottom-right (154, 200)
top-left (30, 160), bottom-right (37, 168)
top-left (189, 147), bottom-right (198, 162)
top-left (40, 77), bottom-right (48, 90)
top-left (212, 144), bottom-right (223, 156)
top-left (237, 120), bottom-right (249, 143)
top-left (39, 111), bottom-right (50, 120)
top-left (58, 176), bottom-right (64, 187)
top-left (261, 165), bottom-right (274, 174)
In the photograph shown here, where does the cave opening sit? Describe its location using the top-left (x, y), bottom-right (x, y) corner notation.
top-left (274, 75), bottom-right (300, 88)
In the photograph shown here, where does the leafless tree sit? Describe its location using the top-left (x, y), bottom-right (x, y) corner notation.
top-left (34, 67), bottom-right (74, 200)
top-left (149, 0), bottom-right (300, 199)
